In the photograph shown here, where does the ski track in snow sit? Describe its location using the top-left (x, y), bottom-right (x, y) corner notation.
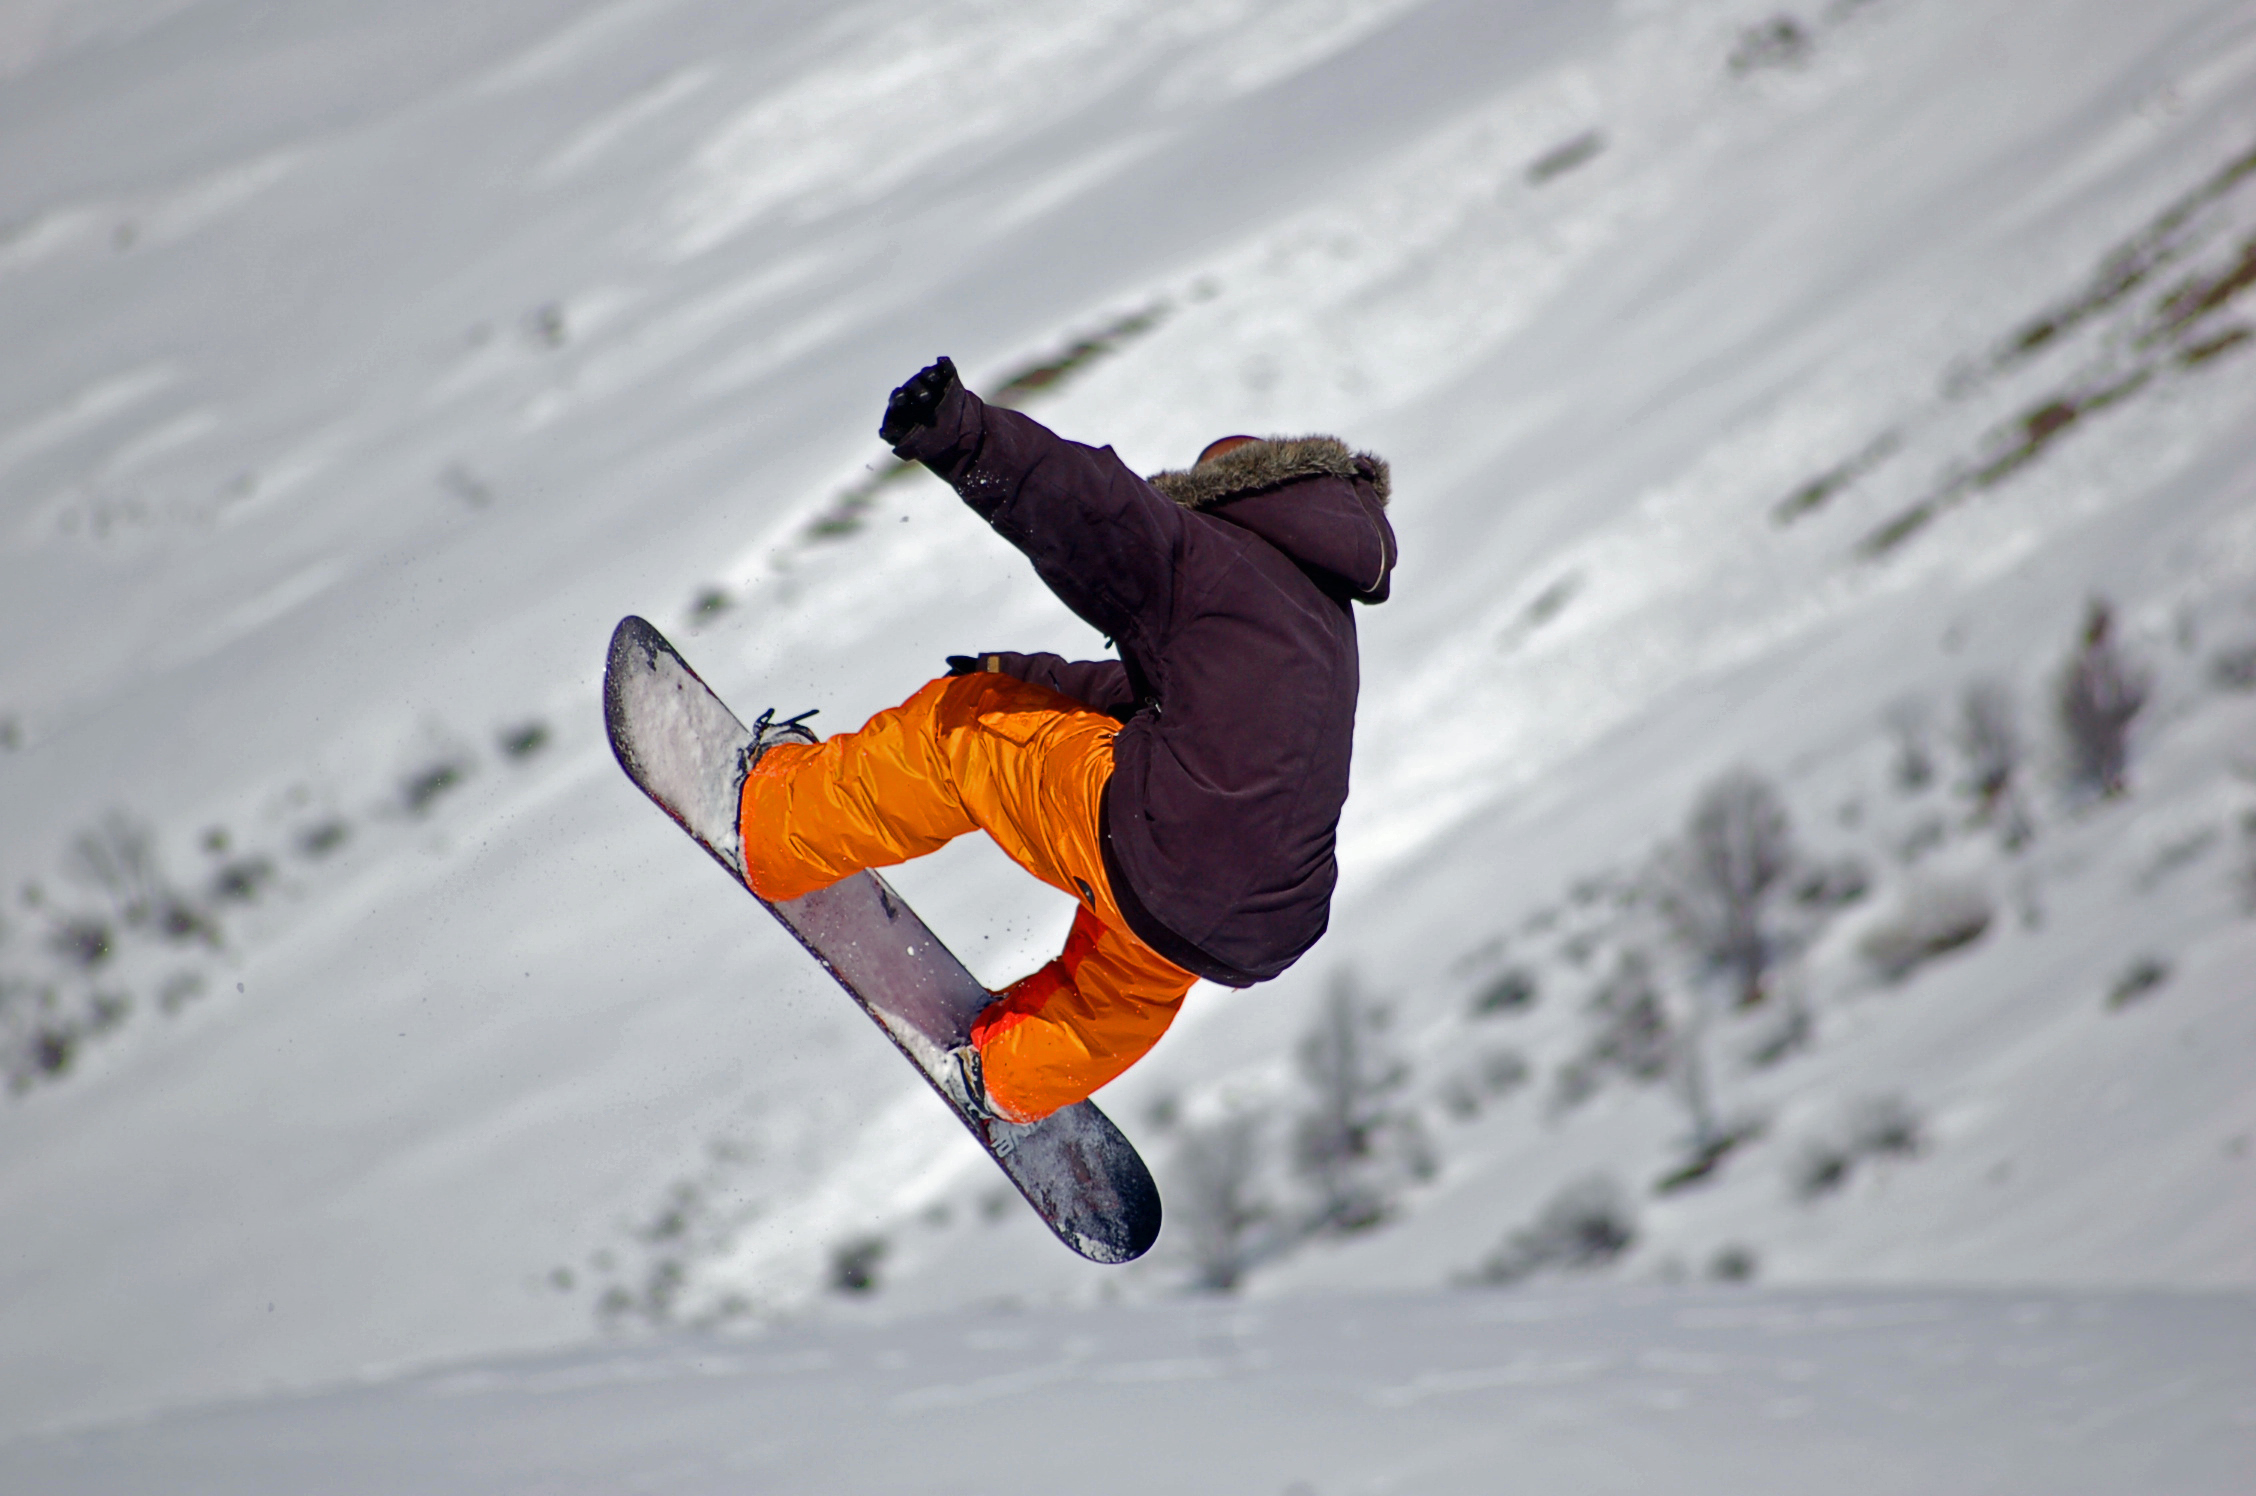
top-left (0, 0), bottom-right (2254, 1459)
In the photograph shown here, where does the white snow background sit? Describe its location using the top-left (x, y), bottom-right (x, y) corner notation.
top-left (2, 0), bottom-right (2254, 1489)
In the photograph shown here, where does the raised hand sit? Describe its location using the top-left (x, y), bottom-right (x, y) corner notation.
top-left (879, 356), bottom-right (960, 444)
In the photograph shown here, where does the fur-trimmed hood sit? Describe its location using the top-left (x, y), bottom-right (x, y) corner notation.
top-left (1145, 435), bottom-right (1390, 510)
top-left (1147, 435), bottom-right (1395, 605)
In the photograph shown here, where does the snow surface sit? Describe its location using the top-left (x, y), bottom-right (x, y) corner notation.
top-left (7, 1287), bottom-right (2254, 1495)
top-left (3, 0), bottom-right (2256, 1473)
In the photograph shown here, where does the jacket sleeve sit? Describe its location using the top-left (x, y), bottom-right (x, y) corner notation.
top-left (893, 385), bottom-right (1183, 662)
top-left (978, 652), bottom-right (1136, 716)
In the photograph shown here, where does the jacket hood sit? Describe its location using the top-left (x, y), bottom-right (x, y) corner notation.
top-left (1146, 435), bottom-right (1396, 604)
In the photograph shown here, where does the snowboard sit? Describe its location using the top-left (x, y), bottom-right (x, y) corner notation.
top-left (602, 616), bottom-right (1161, 1265)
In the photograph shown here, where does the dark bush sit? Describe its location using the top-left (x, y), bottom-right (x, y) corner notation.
top-left (1793, 856), bottom-right (1871, 910)
top-left (498, 721), bottom-right (551, 760)
top-left (1653, 1114), bottom-right (1766, 1195)
top-left (1859, 881), bottom-right (1994, 982)
top-left (1471, 965), bottom-right (1538, 1016)
top-left (1526, 130), bottom-right (1605, 185)
top-left (401, 757), bottom-right (473, 815)
top-left (1728, 16), bottom-right (1812, 73)
top-left (297, 819), bottom-right (350, 858)
top-left (1790, 1140), bottom-right (1854, 1199)
top-left (1470, 1175), bottom-right (1636, 1285)
top-left (1846, 1095), bottom-right (1923, 1157)
top-left (48, 917), bottom-right (113, 969)
top-left (1708, 1245), bottom-right (1759, 1282)
top-left (1792, 1095), bottom-right (1926, 1199)
top-left (2211, 643), bottom-right (2256, 690)
top-left (829, 1235), bottom-right (888, 1295)
top-left (154, 895), bottom-right (218, 946)
top-left (2105, 955), bottom-right (2170, 1010)
top-left (210, 856), bottom-right (275, 903)
top-left (32, 1025), bottom-right (74, 1079)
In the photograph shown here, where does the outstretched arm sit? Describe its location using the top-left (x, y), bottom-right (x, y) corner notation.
top-left (884, 360), bottom-right (1184, 664)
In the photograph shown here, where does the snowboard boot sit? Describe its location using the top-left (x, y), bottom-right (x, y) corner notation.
top-left (737, 706), bottom-right (820, 781)
top-left (937, 1043), bottom-right (996, 1121)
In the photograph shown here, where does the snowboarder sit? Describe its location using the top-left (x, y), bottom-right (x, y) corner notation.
top-left (738, 357), bottom-right (1395, 1125)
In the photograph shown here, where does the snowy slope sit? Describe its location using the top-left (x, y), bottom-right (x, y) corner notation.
top-left (1, 0), bottom-right (2254, 1446)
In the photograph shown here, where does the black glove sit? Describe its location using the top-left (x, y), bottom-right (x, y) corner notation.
top-left (879, 356), bottom-right (960, 445)
top-left (945, 654), bottom-right (1001, 676)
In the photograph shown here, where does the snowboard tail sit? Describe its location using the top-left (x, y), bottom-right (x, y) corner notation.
top-left (602, 615), bottom-right (1160, 1265)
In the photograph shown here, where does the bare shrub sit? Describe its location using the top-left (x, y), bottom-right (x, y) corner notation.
top-left (1469, 1175), bottom-right (1636, 1285)
top-left (63, 811), bottom-right (166, 924)
top-left (1438, 1045), bottom-right (1530, 1121)
top-left (1858, 880), bottom-right (1994, 981)
top-left (1884, 699), bottom-right (1936, 792)
top-left (64, 811), bottom-right (214, 944)
top-left (1792, 1095), bottom-right (1926, 1199)
top-left (1653, 769), bottom-right (1799, 1009)
top-left (2057, 600), bottom-right (2151, 798)
top-left (1173, 1111), bottom-right (1271, 1292)
top-left (1290, 973), bottom-right (1433, 1233)
top-left (1956, 680), bottom-right (2032, 846)
top-left (1551, 950), bottom-right (1673, 1118)
top-left (1585, 949), bottom-right (1674, 1082)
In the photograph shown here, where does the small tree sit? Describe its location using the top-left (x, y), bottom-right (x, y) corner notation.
top-left (1553, 949), bottom-right (1716, 1145)
top-left (2057, 599), bottom-right (2151, 798)
top-left (1173, 1111), bottom-right (1270, 1292)
top-left (1652, 769), bottom-right (1798, 1010)
top-left (1290, 973), bottom-right (1432, 1233)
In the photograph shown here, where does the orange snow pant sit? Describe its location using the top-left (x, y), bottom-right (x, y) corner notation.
top-left (739, 671), bottom-right (1197, 1122)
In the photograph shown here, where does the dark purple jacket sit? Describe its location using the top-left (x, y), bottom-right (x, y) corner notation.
top-left (894, 385), bottom-right (1395, 987)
